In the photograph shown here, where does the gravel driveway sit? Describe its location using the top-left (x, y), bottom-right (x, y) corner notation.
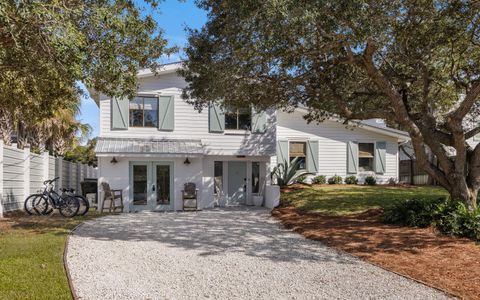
top-left (66, 207), bottom-right (450, 299)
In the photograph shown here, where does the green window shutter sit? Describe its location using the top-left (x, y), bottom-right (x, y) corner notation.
top-left (251, 108), bottom-right (267, 133)
top-left (209, 103), bottom-right (225, 133)
top-left (158, 95), bottom-right (174, 131)
top-left (111, 97), bottom-right (129, 130)
top-left (375, 141), bottom-right (387, 174)
top-left (277, 140), bottom-right (288, 165)
top-left (306, 140), bottom-right (319, 173)
top-left (347, 141), bottom-right (358, 174)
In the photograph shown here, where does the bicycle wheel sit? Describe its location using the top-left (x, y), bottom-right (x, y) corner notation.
top-left (75, 195), bottom-right (90, 216)
top-left (24, 194), bottom-right (48, 215)
top-left (58, 195), bottom-right (80, 218)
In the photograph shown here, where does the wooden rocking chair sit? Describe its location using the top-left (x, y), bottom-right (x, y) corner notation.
top-left (182, 182), bottom-right (198, 211)
top-left (101, 182), bottom-right (124, 213)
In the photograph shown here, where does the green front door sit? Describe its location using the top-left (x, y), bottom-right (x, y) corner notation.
top-left (130, 162), bottom-right (173, 211)
top-left (228, 161), bottom-right (247, 205)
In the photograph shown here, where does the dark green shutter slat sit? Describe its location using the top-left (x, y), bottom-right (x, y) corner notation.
top-left (347, 141), bottom-right (358, 174)
top-left (158, 95), bottom-right (174, 131)
top-left (111, 97), bottom-right (129, 130)
top-left (209, 103), bottom-right (225, 133)
top-left (277, 140), bottom-right (288, 165)
top-left (375, 141), bottom-right (387, 174)
top-left (307, 140), bottom-right (319, 173)
top-left (252, 108), bottom-right (267, 133)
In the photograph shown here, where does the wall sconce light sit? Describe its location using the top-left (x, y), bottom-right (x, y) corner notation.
top-left (184, 157), bottom-right (191, 165)
top-left (110, 157), bottom-right (118, 164)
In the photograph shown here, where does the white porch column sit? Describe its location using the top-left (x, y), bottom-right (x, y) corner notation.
top-left (0, 141), bottom-right (4, 217)
top-left (23, 145), bottom-right (30, 199)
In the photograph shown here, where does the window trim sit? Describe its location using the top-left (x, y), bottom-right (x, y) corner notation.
top-left (288, 140), bottom-right (308, 170)
top-left (251, 161), bottom-right (261, 194)
top-left (129, 95), bottom-right (159, 128)
top-left (357, 141), bottom-right (376, 173)
top-left (214, 161), bottom-right (223, 195)
top-left (224, 107), bottom-right (252, 131)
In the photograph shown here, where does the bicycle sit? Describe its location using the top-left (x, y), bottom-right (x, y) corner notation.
top-left (24, 177), bottom-right (80, 218)
top-left (60, 187), bottom-right (90, 216)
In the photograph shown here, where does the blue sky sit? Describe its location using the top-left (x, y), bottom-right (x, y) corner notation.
top-left (78, 0), bottom-right (207, 139)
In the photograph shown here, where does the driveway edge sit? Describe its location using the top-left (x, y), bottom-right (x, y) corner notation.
top-left (64, 222), bottom-right (85, 300)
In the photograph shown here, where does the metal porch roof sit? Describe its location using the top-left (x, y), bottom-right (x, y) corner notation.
top-left (95, 137), bottom-right (204, 155)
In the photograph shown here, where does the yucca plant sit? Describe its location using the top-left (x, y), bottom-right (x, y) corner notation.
top-left (272, 157), bottom-right (314, 187)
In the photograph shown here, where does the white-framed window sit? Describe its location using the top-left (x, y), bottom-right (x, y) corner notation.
top-left (289, 141), bottom-right (307, 170)
top-left (214, 161), bottom-right (223, 195)
top-left (252, 162), bottom-right (260, 193)
top-left (225, 106), bottom-right (251, 130)
top-left (129, 96), bottom-right (158, 127)
top-left (358, 142), bottom-right (375, 172)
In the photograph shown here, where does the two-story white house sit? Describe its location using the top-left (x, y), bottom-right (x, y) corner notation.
top-left (92, 62), bottom-right (409, 212)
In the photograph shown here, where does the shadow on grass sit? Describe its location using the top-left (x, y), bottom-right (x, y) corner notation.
top-left (281, 185), bottom-right (448, 215)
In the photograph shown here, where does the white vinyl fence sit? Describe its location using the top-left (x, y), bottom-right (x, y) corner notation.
top-left (0, 142), bottom-right (97, 215)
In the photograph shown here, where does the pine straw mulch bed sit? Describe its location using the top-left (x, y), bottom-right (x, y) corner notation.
top-left (272, 207), bottom-right (480, 300)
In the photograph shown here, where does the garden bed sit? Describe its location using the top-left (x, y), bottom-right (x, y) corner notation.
top-left (275, 185), bottom-right (480, 299)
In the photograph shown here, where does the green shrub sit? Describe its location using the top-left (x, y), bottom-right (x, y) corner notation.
top-left (344, 175), bottom-right (358, 185)
top-left (312, 175), bottom-right (327, 184)
top-left (434, 201), bottom-right (480, 240)
top-left (296, 175), bottom-right (307, 184)
top-left (381, 198), bottom-right (445, 227)
top-left (382, 198), bottom-right (480, 241)
top-left (328, 175), bottom-right (343, 184)
top-left (364, 176), bottom-right (376, 185)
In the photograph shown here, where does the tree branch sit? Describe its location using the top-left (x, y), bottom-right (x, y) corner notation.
top-left (448, 81), bottom-right (480, 121)
top-left (466, 126), bottom-right (480, 140)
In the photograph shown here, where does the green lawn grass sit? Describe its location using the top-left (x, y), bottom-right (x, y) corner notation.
top-left (282, 185), bottom-right (449, 215)
top-left (0, 212), bottom-right (102, 300)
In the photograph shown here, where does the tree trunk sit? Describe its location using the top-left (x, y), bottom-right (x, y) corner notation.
top-left (448, 181), bottom-right (478, 210)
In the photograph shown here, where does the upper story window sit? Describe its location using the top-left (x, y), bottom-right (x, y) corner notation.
top-left (225, 107), bottom-right (251, 130)
top-left (289, 141), bottom-right (307, 169)
top-left (358, 143), bottom-right (374, 171)
top-left (129, 96), bottom-right (158, 127)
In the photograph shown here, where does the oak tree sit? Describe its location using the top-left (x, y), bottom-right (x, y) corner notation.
top-left (181, 0), bottom-right (480, 209)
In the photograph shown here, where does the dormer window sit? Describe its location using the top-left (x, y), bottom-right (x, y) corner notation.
top-left (225, 107), bottom-right (251, 130)
top-left (129, 96), bottom-right (158, 127)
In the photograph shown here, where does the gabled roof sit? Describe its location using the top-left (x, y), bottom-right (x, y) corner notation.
top-left (294, 107), bottom-right (410, 142)
top-left (88, 62), bottom-right (184, 104)
top-left (137, 61), bottom-right (184, 78)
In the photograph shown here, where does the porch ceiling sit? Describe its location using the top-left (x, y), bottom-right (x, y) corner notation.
top-left (95, 137), bottom-right (204, 156)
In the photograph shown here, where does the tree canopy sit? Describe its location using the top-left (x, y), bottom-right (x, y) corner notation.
top-left (0, 0), bottom-right (174, 150)
top-left (181, 0), bottom-right (480, 208)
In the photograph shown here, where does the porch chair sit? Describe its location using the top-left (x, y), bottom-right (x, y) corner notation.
top-left (101, 182), bottom-right (124, 213)
top-left (182, 182), bottom-right (198, 211)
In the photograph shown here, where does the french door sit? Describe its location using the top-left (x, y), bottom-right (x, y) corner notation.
top-left (130, 162), bottom-right (174, 211)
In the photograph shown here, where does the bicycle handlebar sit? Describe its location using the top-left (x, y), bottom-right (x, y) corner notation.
top-left (43, 177), bottom-right (60, 185)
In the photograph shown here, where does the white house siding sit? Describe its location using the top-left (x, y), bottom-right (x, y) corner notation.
top-left (99, 72), bottom-right (276, 156)
top-left (98, 155), bottom-right (270, 212)
top-left (274, 111), bottom-right (400, 184)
